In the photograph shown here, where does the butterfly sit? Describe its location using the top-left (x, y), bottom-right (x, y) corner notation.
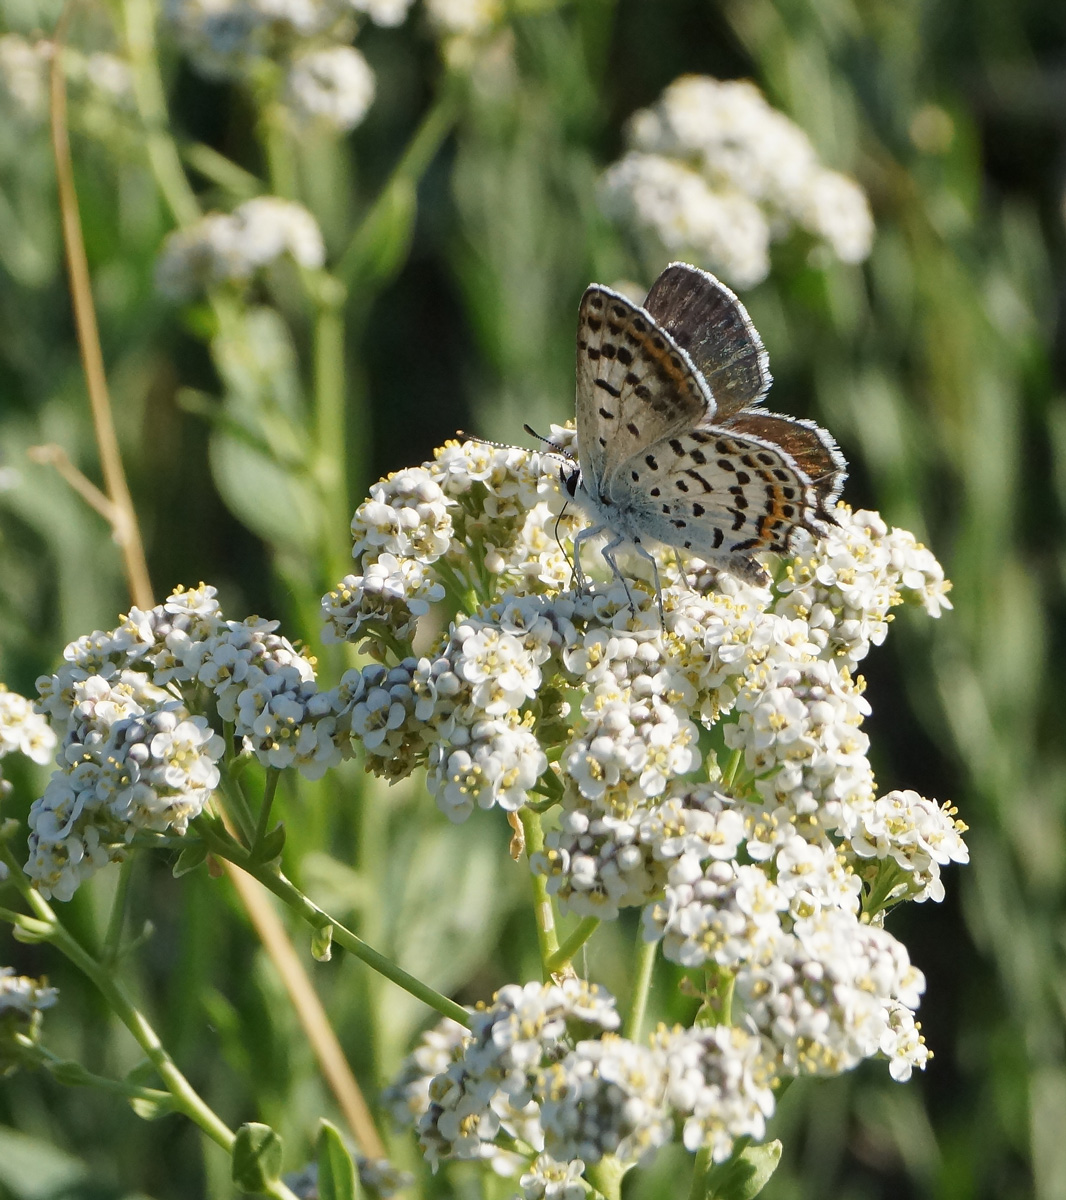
top-left (560, 261), bottom-right (846, 613)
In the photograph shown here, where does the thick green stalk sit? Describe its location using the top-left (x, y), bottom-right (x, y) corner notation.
top-left (623, 927), bottom-right (657, 1041)
top-left (687, 1145), bottom-right (714, 1200)
top-left (519, 807), bottom-right (560, 973)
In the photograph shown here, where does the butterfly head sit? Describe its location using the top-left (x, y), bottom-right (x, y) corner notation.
top-left (560, 462), bottom-right (582, 500)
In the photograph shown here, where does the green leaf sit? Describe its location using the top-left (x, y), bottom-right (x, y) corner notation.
top-left (253, 822), bottom-right (287, 865)
top-left (315, 1119), bottom-right (360, 1200)
top-left (173, 841), bottom-right (208, 877)
top-left (130, 1092), bottom-right (177, 1121)
top-left (231, 1122), bottom-right (284, 1193)
top-left (705, 1141), bottom-right (782, 1200)
top-left (345, 178), bottom-right (417, 291)
top-left (311, 923), bottom-right (334, 962)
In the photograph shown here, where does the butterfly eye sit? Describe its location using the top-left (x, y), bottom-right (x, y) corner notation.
top-left (560, 465), bottom-right (580, 498)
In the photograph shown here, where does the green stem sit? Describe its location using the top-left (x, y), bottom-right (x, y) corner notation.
top-left (103, 858), bottom-right (135, 963)
top-left (518, 808), bottom-right (560, 974)
top-left (32, 1041), bottom-right (174, 1104)
top-left (197, 823), bottom-right (470, 1027)
top-left (337, 82), bottom-right (460, 287)
top-left (253, 769), bottom-right (281, 852)
top-left (545, 916), bottom-right (599, 974)
top-left (120, 0), bottom-right (201, 227)
top-left (0, 855), bottom-right (293, 1188)
top-left (44, 912), bottom-right (234, 1147)
top-left (623, 927), bottom-right (657, 1041)
top-left (181, 141), bottom-right (262, 200)
top-left (721, 748), bottom-right (743, 790)
top-left (687, 1144), bottom-right (713, 1200)
top-left (219, 766), bottom-right (258, 846)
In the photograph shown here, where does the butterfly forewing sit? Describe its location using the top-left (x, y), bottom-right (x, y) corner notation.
top-left (576, 285), bottom-right (712, 494)
top-left (642, 263), bottom-right (771, 415)
top-left (609, 425), bottom-right (823, 563)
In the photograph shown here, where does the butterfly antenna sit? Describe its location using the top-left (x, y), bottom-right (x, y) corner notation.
top-left (523, 424), bottom-right (575, 460)
top-left (455, 430), bottom-right (523, 451)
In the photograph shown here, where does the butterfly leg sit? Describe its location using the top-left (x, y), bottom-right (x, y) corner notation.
top-left (631, 540), bottom-right (665, 624)
top-left (571, 523), bottom-right (606, 597)
top-left (598, 531), bottom-right (638, 611)
top-left (674, 550), bottom-right (692, 592)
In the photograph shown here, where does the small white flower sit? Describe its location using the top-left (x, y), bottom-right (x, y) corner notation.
top-left (0, 685), bottom-right (56, 766)
top-left (519, 1154), bottom-right (586, 1200)
top-left (286, 45), bottom-right (375, 132)
top-left (848, 789), bottom-right (968, 903)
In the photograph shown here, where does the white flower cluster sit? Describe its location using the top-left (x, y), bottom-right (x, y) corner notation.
top-left (414, 979), bottom-right (618, 1170)
top-left (0, 34), bottom-right (132, 128)
top-left (156, 196), bottom-right (326, 300)
top-left (26, 672), bottom-right (224, 901)
top-left (350, 433), bottom-right (960, 1180)
top-left (777, 507), bottom-right (952, 668)
top-left (655, 1023), bottom-right (777, 1157)
top-left (849, 789), bottom-right (968, 904)
top-left (390, 982), bottom-right (779, 1176)
top-left (286, 45), bottom-right (375, 130)
top-left (165, 0), bottom-right (380, 132)
top-left (0, 684), bottom-right (57, 798)
top-left (0, 966), bottom-right (58, 1072)
top-left (0, 967), bottom-right (58, 1017)
top-left (28, 584), bottom-right (351, 899)
top-left (599, 75), bottom-right (874, 286)
top-left (321, 436), bottom-right (580, 649)
top-left (734, 909), bottom-right (929, 1081)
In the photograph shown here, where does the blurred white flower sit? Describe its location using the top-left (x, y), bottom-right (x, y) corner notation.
top-left (350, 0), bottom-right (415, 26)
top-left (426, 0), bottom-right (501, 36)
top-left (156, 197), bottom-right (325, 299)
top-left (599, 74), bottom-right (874, 284)
top-left (0, 34), bottom-right (50, 120)
top-left (286, 44), bottom-right (375, 131)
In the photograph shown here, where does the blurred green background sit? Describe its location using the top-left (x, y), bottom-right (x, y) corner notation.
top-left (1, 0), bottom-right (1064, 1197)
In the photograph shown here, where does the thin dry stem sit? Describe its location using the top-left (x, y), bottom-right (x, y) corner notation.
top-left (49, 4), bottom-right (153, 611)
top-left (27, 443), bottom-right (123, 527)
top-left (49, 6), bottom-right (384, 1152)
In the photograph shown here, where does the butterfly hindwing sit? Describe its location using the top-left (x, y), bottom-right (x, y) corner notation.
top-left (642, 262), bottom-right (771, 415)
top-left (718, 410), bottom-right (847, 521)
top-left (576, 285), bottom-right (713, 495)
top-left (608, 424), bottom-right (823, 563)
